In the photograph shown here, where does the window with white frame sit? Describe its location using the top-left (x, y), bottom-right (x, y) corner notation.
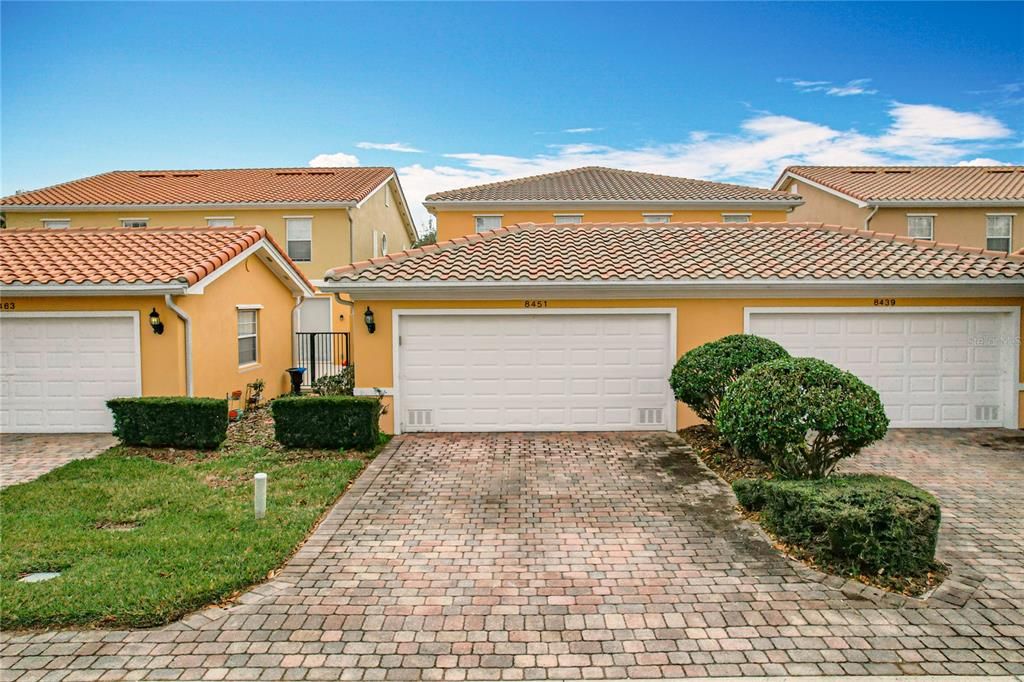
top-left (722, 214), bottom-right (751, 223)
top-left (474, 215), bottom-right (502, 233)
top-left (643, 214), bottom-right (672, 224)
top-left (120, 218), bottom-right (149, 228)
top-left (42, 219), bottom-right (70, 229)
top-left (986, 214), bottom-right (1013, 252)
top-left (381, 232), bottom-right (389, 256)
top-left (385, 186), bottom-right (391, 207)
top-left (206, 217), bottom-right (235, 227)
top-left (237, 309), bottom-right (259, 366)
top-left (286, 217), bottom-right (313, 261)
top-left (907, 215), bottom-right (934, 240)
top-left (553, 214), bottom-right (583, 224)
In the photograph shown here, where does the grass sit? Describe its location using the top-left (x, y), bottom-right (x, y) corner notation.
top-left (0, 407), bottom-right (376, 630)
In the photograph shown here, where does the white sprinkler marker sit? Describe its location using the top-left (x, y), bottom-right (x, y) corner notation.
top-left (254, 472), bottom-right (267, 520)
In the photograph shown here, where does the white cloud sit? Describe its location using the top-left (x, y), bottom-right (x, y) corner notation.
top-left (563, 127), bottom-right (601, 134)
top-left (781, 77), bottom-right (877, 97)
top-left (355, 142), bottom-right (423, 153)
top-left (309, 151), bottom-right (360, 166)
top-left (314, 102), bottom-right (1016, 229)
top-left (956, 158), bottom-right (1013, 166)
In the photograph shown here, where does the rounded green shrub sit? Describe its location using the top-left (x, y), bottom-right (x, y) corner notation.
top-left (668, 334), bottom-right (790, 423)
top-left (717, 357), bottom-right (889, 479)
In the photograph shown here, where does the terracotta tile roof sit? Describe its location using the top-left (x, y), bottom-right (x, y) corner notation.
top-left (780, 166), bottom-right (1024, 202)
top-left (1, 167), bottom-right (395, 207)
top-left (1, 226), bottom-right (313, 289)
top-left (325, 222), bottom-right (1024, 284)
top-left (424, 166), bottom-right (800, 203)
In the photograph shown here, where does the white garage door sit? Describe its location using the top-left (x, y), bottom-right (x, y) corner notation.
top-left (747, 309), bottom-right (1016, 428)
top-left (397, 312), bottom-right (674, 432)
top-left (0, 315), bottom-right (141, 433)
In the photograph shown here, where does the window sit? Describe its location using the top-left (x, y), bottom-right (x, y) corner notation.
top-left (42, 219), bottom-right (70, 229)
top-left (286, 217), bottom-right (313, 261)
top-left (986, 214), bottom-right (1014, 252)
top-left (643, 214), bottom-right (672, 224)
top-left (237, 309), bottom-right (259, 366)
top-left (385, 186), bottom-right (391, 207)
top-left (722, 214), bottom-right (751, 223)
top-left (789, 182), bottom-right (799, 194)
top-left (553, 214), bottom-right (583, 224)
top-left (120, 218), bottom-right (149, 228)
top-left (206, 217), bottom-right (235, 227)
top-left (907, 215), bottom-right (934, 240)
top-left (381, 233), bottom-right (389, 256)
top-left (474, 215), bottom-right (502, 233)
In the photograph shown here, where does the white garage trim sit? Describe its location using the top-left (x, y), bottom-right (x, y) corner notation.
top-left (390, 308), bottom-right (677, 434)
top-left (0, 311), bottom-right (143, 433)
top-left (744, 306), bottom-right (1021, 429)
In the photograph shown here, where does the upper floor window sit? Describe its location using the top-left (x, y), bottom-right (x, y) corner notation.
top-left (120, 218), bottom-right (149, 228)
top-left (206, 217), bottom-right (235, 227)
top-left (643, 214), bottom-right (672, 224)
top-left (553, 214), bottom-right (583, 225)
top-left (722, 214), bottom-right (751, 223)
top-left (42, 219), bottom-right (70, 229)
top-left (986, 214), bottom-right (1014, 252)
top-left (907, 215), bottom-right (934, 240)
top-left (285, 217), bottom-right (313, 262)
top-left (385, 186), bottom-right (391, 207)
top-left (474, 215), bottom-right (502, 233)
top-left (237, 308), bottom-right (259, 366)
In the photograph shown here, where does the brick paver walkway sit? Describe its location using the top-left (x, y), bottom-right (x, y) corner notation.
top-left (2, 431), bottom-right (1023, 680)
top-left (0, 433), bottom-right (117, 489)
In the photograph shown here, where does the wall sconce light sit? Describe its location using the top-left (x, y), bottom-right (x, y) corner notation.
top-left (148, 308), bottom-right (165, 335)
top-left (364, 307), bottom-right (376, 334)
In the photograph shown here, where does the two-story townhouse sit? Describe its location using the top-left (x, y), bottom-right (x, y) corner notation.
top-left (775, 166), bottom-right (1024, 253)
top-left (1, 167), bottom-right (417, 374)
top-left (424, 166), bottom-right (803, 241)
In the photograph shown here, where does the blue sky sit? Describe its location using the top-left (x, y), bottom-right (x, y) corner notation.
top-left (3, 1), bottom-right (1022, 228)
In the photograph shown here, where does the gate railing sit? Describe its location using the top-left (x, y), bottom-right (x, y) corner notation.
top-left (295, 332), bottom-right (350, 385)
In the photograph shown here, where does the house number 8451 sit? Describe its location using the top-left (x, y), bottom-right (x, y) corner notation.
top-left (523, 300), bottom-right (548, 308)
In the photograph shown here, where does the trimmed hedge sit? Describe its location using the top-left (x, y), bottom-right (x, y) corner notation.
top-left (312, 367), bottom-right (355, 396)
top-left (717, 357), bottom-right (889, 478)
top-left (733, 475), bottom-right (941, 576)
top-left (107, 397), bottom-right (228, 449)
top-left (669, 334), bottom-right (790, 423)
top-left (271, 396), bottom-right (379, 450)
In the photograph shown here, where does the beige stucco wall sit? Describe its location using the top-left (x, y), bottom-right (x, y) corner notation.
top-left (350, 178), bottom-right (415, 261)
top-left (786, 182), bottom-right (871, 228)
top-left (432, 208), bottom-right (793, 242)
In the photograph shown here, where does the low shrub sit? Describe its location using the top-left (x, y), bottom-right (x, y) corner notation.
top-left (717, 357), bottom-right (889, 478)
top-left (733, 475), bottom-right (941, 577)
top-left (312, 367), bottom-right (355, 396)
top-left (107, 397), bottom-right (228, 449)
top-left (669, 334), bottom-right (790, 423)
top-left (271, 396), bottom-right (379, 450)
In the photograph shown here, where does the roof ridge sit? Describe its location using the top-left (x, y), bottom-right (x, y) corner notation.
top-left (802, 222), bottom-right (1024, 263)
top-left (107, 166), bottom-right (397, 173)
top-left (1, 224), bottom-right (265, 234)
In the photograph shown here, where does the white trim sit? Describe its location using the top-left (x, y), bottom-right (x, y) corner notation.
top-left (743, 306), bottom-right (1021, 429)
top-left (0, 311), bottom-right (143, 429)
top-left (285, 216), bottom-right (314, 264)
top-left (40, 218), bottom-right (71, 229)
top-left (282, 214), bottom-right (314, 219)
top-left (987, 212), bottom-right (1018, 216)
top-left (772, 172), bottom-right (867, 207)
top-left (237, 308), bottom-right (259, 367)
top-left (642, 213), bottom-right (673, 217)
top-left (905, 212), bottom-right (937, 216)
top-left (472, 213), bottom-right (504, 217)
top-left (872, 200), bottom-right (1024, 208)
top-left (236, 304), bottom-right (264, 310)
top-left (1, 282), bottom-right (187, 296)
top-left (204, 215), bottom-right (236, 220)
top-left (354, 387), bottom-right (393, 396)
top-left (388, 308), bottom-right (677, 435)
top-left (185, 239), bottom-right (315, 297)
top-left (118, 217), bottom-right (150, 221)
top-left (552, 213), bottom-right (585, 217)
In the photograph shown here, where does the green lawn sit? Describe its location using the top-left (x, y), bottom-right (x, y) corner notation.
top-left (0, 440), bottom-right (366, 629)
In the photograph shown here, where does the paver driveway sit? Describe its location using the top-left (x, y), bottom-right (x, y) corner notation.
top-left (2, 431), bottom-right (1023, 681)
top-left (0, 433), bottom-right (116, 489)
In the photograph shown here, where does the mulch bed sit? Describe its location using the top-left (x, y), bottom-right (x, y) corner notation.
top-left (678, 424), bottom-right (948, 598)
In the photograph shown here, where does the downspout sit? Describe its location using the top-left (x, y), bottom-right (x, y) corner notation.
top-left (863, 205), bottom-right (879, 231)
top-left (163, 294), bottom-right (193, 397)
top-left (346, 207), bottom-right (355, 266)
top-left (291, 295), bottom-right (303, 365)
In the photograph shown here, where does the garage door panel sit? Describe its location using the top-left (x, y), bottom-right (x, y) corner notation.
top-left (1, 316), bottom-right (141, 433)
top-left (400, 313), bottom-right (673, 432)
top-left (748, 310), bottom-right (1012, 428)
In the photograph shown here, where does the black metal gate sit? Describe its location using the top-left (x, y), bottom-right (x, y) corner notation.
top-left (295, 332), bottom-right (350, 384)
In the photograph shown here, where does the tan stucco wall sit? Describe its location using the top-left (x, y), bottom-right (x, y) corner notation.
top-left (786, 182), bottom-right (870, 228)
top-left (432, 208), bottom-right (792, 242)
top-left (3, 208), bottom-right (352, 284)
top-left (350, 178), bottom-right (414, 260)
top-left (349, 296), bottom-right (1024, 433)
top-left (1, 254), bottom-right (299, 403)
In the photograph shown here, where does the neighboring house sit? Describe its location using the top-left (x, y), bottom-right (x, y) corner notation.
top-left (775, 166), bottom-right (1024, 253)
top-left (322, 221), bottom-right (1024, 434)
top-left (424, 166), bottom-right (803, 241)
top-left (0, 167), bottom-right (418, 338)
top-left (0, 226), bottom-right (314, 433)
